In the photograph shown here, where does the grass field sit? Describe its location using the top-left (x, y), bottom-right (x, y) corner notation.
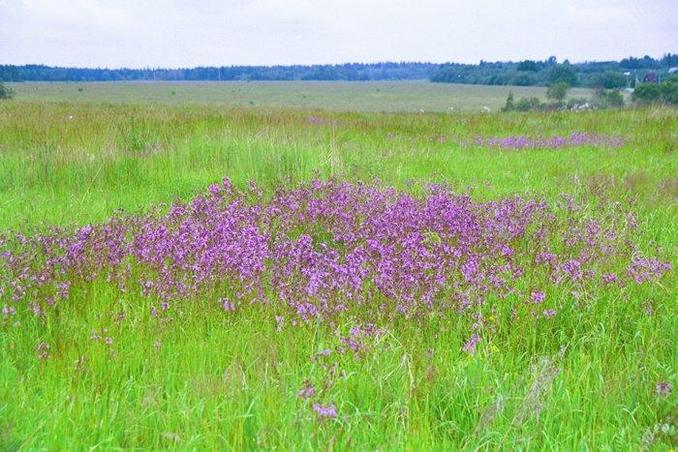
top-left (6, 81), bottom-right (593, 112)
top-left (0, 94), bottom-right (676, 450)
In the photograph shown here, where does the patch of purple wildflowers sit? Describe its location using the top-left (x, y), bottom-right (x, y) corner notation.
top-left (312, 402), bottom-right (337, 419)
top-left (0, 178), bottom-right (669, 328)
top-left (476, 132), bottom-right (625, 150)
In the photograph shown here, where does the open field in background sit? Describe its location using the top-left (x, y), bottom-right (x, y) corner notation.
top-left (0, 98), bottom-right (676, 450)
top-left (6, 81), bottom-right (594, 112)
top-left (0, 103), bottom-right (674, 232)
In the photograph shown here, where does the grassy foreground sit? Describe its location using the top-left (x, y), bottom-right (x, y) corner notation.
top-left (0, 101), bottom-right (676, 450)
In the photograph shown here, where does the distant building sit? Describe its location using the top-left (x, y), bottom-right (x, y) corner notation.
top-left (643, 72), bottom-right (658, 83)
top-left (669, 67), bottom-right (678, 74)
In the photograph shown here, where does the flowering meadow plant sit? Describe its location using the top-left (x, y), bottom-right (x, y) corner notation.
top-left (475, 132), bottom-right (625, 150)
top-left (0, 102), bottom-right (676, 449)
top-left (0, 178), bottom-right (669, 329)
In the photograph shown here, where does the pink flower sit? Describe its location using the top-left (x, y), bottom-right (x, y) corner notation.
top-left (543, 309), bottom-right (557, 318)
top-left (312, 403), bottom-right (337, 419)
top-left (601, 273), bottom-right (618, 284)
top-left (656, 381), bottom-right (672, 397)
top-left (297, 381), bottom-right (316, 399)
top-left (531, 290), bottom-right (546, 304)
top-left (221, 298), bottom-right (236, 312)
top-left (462, 333), bottom-right (481, 355)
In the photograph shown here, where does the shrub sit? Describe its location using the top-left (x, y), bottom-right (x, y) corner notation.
top-left (501, 92), bottom-right (515, 112)
top-left (502, 95), bottom-right (559, 113)
top-left (511, 73), bottom-right (536, 86)
top-left (514, 97), bottom-right (542, 112)
top-left (659, 75), bottom-right (678, 105)
top-left (548, 64), bottom-right (577, 86)
top-left (517, 60), bottom-right (541, 72)
top-left (547, 82), bottom-right (569, 101)
top-left (566, 98), bottom-right (590, 109)
top-left (594, 71), bottom-right (627, 89)
top-left (0, 81), bottom-right (15, 100)
top-left (596, 89), bottom-right (625, 108)
top-left (633, 83), bottom-right (662, 104)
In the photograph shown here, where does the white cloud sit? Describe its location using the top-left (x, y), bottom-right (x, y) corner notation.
top-left (0, 0), bottom-right (675, 67)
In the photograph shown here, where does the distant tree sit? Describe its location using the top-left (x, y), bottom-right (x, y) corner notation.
top-left (659, 74), bottom-right (678, 105)
top-left (632, 75), bottom-right (678, 105)
top-left (0, 65), bottom-right (21, 82)
top-left (0, 81), bottom-right (14, 100)
top-left (596, 89), bottom-right (624, 108)
top-left (517, 60), bottom-right (540, 72)
top-left (546, 82), bottom-right (569, 101)
top-left (548, 64), bottom-right (577, 86)
top-left (594, 71), bottom-right (627, 89)
top-left (660, 53), bottom-right (678, 68)
top-left (501, 92), bottom-right (515, 112)
top-left (514, 97), bottom-right (542, 112)
top-left (620, 55), bottom-right (659, 70)
top-left (511, 73), bottom-right (536, 86)
top-left (632, 83), bottom-right (661, 104)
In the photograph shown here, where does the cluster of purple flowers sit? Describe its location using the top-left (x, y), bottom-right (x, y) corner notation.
top-left (312, 403), bottom-right (337, 420)
top-left (305, 116), bottom-right (338, 126)
top-left (476, 132), bottom-right (625, 150)
top-left (0, 178), bottom-right (670, 324)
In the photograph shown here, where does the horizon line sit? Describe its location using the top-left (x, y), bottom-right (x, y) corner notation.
top-left (2, 52), bottom-right (676, 71)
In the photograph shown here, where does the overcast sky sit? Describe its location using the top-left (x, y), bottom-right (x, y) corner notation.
top-left (1, 0), bottom-right (676, 68)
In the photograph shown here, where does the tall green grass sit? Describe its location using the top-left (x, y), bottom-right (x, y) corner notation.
top-left (0, 101), bottom-right (676, 450)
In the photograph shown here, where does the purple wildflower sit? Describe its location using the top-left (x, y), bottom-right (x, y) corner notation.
top-left (628, 257), bottom-right (671, 283)
top-left (315, 349), bottom-right (332, 358)
top-left (655, 381), bottom-right (671, 397)
top-left (0, 178), bottom-right (668, 337)
top-left (601, 273), bottom-right (618, 284)
top-left (312, 403), bottom-right (337, 419)
top-left (1, 305), bottom-right (16, 317)
top-left (462, 333), bottom-right (481, 355)
top-left (208, 184), bottom-right (221, 196)
top-left (562, 259), bottom-right (583, 281)
top-left (298, 381), bottom-right (316, 399)
top-left (543, 309), bottom-right (557, 318)
top-left (531, 290), bottom-right (546, 304)
top-left (221, 298), bottom-right (236, 312)
top-left (476, 133), bottom-right (625, 150)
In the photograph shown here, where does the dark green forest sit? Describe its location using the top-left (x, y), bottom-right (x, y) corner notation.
top-left (1, 54), bottom-right (676, 87)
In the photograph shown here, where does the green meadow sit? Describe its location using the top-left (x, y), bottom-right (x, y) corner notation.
top-left (0, 87), bottom-right (676, 450)
top-left (7, 81), bottom-right (593, 112)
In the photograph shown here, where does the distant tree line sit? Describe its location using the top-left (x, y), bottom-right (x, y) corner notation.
top-left (1, 54), bottom-right (676, 88)
top-left (0, 62), bottom-right (437, 82)
top-left (431, 54), bottom-right (678, 87)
